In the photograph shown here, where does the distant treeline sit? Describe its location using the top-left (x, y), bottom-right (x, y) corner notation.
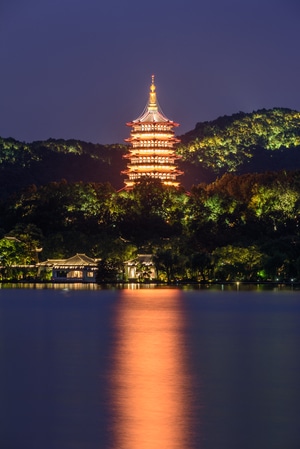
top-left (0, 137), bottom-right (127, 196)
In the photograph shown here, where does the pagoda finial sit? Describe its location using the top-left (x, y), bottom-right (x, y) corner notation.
top-left (148, 74), bottom-right (157, 111)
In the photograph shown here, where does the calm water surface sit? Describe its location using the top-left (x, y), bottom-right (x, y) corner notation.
top-left (0, 285), bottom-right (300, 449)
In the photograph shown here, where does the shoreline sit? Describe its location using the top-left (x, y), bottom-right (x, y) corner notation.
top-left (0, 280), bottom-right (299, 290)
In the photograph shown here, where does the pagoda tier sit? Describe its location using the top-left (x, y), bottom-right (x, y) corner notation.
top-left (123, 75), bottom-right (183, 189)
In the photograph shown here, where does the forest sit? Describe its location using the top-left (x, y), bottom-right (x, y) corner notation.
top-left (0, 107), bottom-right (300, 282)
top-left (0, 171), bottom-right (299, 283)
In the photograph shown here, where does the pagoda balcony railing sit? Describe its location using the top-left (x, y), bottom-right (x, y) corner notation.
top-left (127, 136), bottom-right (180, 143)
top-left (123, 168), bottom-right (183, 177)
top-left (129, 158), bottom-right (175, 163)
top-left (130, 127), bottom-right (177, 133)
top-left (127, 168), bottom-right (179, 172)
top-left (124, 152), bottom-right (181, 160)
top-left (127, 149), bottom-right (180, 154)
top-left (127, 174), bottom-right (179, 182)
top-left (130, 131), bottom-right (176, 137)
top-left (129, 148), bottom-right (177, 153)
top-left (124, 179), bottom-right (180, 187)
top-left (129, 163), bottom-right (176, 167)
top-left (130, 150), bottom-right (175, 154)
top-left (126, 143), bottom-right (179, 149)
top-left (127, 146), bottom-right (178, 150)
top-left (126, 167), bottom-right (181, 173)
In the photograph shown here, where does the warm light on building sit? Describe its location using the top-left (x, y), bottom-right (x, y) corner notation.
top-left (123, 75), bottom-right (183, 188)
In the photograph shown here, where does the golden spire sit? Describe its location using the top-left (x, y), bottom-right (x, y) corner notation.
top-left (148, 74), bottom-right (158, 111)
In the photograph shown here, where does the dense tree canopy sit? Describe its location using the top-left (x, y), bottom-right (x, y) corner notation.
top-left (178, 108), bottom-right (300, 186)
top-left (0, 173), bottom-right (299, 282)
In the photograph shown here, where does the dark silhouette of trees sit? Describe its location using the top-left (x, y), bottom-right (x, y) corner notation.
top-left (0, 170), bottom-right (300, 282)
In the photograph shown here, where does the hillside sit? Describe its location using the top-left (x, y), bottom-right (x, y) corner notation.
top-left (1, 107), bottom-right (300, 195)
top-left (178, 108), bottom-right (300, 187)
top-left (0, 138), bottom-right (127, 196)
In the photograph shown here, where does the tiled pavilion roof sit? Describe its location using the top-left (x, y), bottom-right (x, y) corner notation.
top-left (38, 253), bottom-right (98, 269)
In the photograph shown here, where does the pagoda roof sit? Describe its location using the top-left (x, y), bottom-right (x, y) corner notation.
top-left (128, 75), bottom-right (179, 126)
top-left (132, 108), bottom-right (172, 124)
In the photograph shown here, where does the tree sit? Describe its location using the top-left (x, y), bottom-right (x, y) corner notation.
top-left (7, 223), bottom-right (44, 262)
top-left (188, 252), bottom-right (212, 282)
top-left (0, 237), bottom-right (34, 280)
top-left (212, 245), bottom-right (265, 281)
top-left (96, 259), bottom-right (121, 283)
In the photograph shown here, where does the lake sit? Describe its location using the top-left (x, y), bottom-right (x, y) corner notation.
top-left (0, 284), bottom-right (300, 449)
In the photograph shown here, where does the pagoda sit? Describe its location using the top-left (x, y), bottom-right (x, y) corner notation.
top-left (123, 75), bottom-right (182, 188)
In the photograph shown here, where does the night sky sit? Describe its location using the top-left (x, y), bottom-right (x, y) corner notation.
top-left (1, 0), bottom-right (299, 144)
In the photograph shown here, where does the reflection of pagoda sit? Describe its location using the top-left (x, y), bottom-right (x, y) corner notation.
top-left (123, 75), bottom-right (182, 189)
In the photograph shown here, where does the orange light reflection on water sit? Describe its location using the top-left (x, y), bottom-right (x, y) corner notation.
top-left (110, 288), bottom-right (193, 449)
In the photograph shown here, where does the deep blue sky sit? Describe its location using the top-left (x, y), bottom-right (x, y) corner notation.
top-left (1, 0), bottom-right (300, 144)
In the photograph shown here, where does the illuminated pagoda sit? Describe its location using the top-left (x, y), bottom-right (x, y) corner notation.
top-left (123, 75), bottom-right (182, 188)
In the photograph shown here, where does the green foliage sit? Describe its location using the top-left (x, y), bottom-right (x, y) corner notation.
top-left (1, 170), bottom-right (300, 282)
top-left (0, 137), bottom-right (127, 197)
top-left (178, 108), bottom-right (300, 174)
top-left (153, 248), bottom-right (179, 283)
top-left (212, 245), bottom-right (265, 281)
top-left (0, 237), bottom-right (36, 280)
top-left (96, 259), bottom-right (121, 283)
top-left (2, 108), bottom-right (300, 197)
top-left (109, 179), bottom-right (187, 246)
top-left (0, 238), bottom-right (28, 266)
top-left (0, 137), bottom-right (127, 165)
top-left (2, 107), bottom-right (300, 281)
top-left (188, 252), bottom-right (212, 282)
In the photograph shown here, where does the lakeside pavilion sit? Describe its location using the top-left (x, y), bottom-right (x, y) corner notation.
top-left (37, 254), bottom-right (98, 282)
